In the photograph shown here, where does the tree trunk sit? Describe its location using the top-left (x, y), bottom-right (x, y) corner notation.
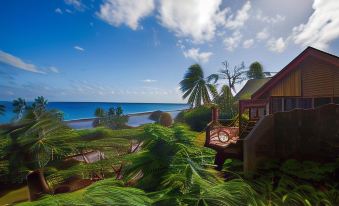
top-left (38, 168), bottom-right (51, 194)
top-left (27, 169), bottom-right (51, 201)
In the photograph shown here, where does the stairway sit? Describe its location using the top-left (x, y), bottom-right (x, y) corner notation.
top-left (240, 121), bottom-right (257, 138)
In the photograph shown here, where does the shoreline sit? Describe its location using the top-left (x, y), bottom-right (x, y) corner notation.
top-left (64, 109), bottom-right (187, 123)
top-left (65, 109), bottom-right (187, 129)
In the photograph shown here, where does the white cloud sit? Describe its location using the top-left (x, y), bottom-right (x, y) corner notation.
top-left (183, 48), bottom-right (213, 63)
top-left (256, 10), bottom-right (285, 24)
top-left (7, 91), bottom-right (14, 96)
top-left (97, 0), bottom-right (155, 30)
top-left (267, 37), bottom-right (287, 53)
top-left (157, 0), bottom-right (228, 42)
top-left (223, 31), bottom-right (242, 51)
top-left (64, 0), bottom-right (85, 11)
top-left (292, 0), bottom-right (339, 50)
top-left (256, 28), bottom-right (270, 40)
top-left (224, 1), bottom-right (251, 30)
top-left (55, 8), bottom-right (63, 14)
top-left (142, 79), bottom-right (157, 83)
top-left (49, 66), bottom-right (59, 73)
top-left (0, 50), bottom-right (44, 73)
top-left (74, 46), bottom-right (85, 51)
top-left (243, 39), bottom-right (254, 48)
top-left (95, 0), bottom-right (251, 43)
top-left (65, 9), bottom-right (72, 14)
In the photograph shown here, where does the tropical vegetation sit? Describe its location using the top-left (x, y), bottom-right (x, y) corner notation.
top-left (247, 61), bottom-right (265, 79)
top-left (93, 106), bottom-right (129, 129)
top-left (179, 64), bottom-right (217, 108)
top-left (0, 56), bottom-right (338, 205)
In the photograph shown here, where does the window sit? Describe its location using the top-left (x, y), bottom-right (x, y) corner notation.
top-left (271, 98), bottom-right (282, 113)
top-left (284, 98), bottom-right (297, 111)
top-left (298, 98), bottom-right (312, 109)
top-left (314, 97), bottom-right (331, 108)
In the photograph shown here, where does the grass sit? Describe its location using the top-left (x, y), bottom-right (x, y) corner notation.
top-left (0, 186), bottom-right (28, 205)
top-left (194, 131), bottom-right (206, 147)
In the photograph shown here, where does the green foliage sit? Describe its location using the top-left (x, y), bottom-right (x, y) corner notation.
top-left (116, 106), bottom-right (123, 116)
top-left (247, 61), bottom-right (265, 79)
top-left (180, 106), bottom-right (211, 131)
top-left (249, 159), bottom-right (339, 206)
top-left (180, 64), bottom-right (217, 108)
top-left (123, 124), bottom-right (257, 205)
top-left (32, 96), bottom-right (48, 115)
top-left (159, 112), bottom-right (172, 127)
top-left (214, 85), bottom-right (237, 119)
top-left (15, 110), bottom-right (78, 169)
top-left (280, 159), bottom-right (338, 182)
top-left (12, 98), bottom-right (27, 120)
top-left (94, 107), bottom-right (105, 118)
top-left (18, 179), bottom-right (152, 206)
top-left (93, 107), bottom-right (129, 129)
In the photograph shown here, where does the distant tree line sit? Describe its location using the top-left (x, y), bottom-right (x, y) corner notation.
top-left (93, 106), bottom-right (129, 129)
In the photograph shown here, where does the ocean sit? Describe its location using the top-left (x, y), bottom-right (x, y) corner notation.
top-left (0, 101), bottom-right (189, 124)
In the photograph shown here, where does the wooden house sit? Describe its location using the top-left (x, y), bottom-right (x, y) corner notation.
top-left (239, 47), bottom-right (339, 132)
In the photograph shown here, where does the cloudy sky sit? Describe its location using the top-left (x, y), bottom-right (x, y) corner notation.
top-left (0, 0), bottom-right (338, 103)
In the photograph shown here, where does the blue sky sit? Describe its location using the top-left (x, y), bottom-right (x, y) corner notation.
top-left (0, 0), bottom-right (338, 103)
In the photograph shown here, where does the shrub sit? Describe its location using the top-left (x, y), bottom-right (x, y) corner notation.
top-left (174, 110), bottom-right (185, 123)
top-left (149, 110), bottom-right (163, 122)
top-left (182, 106), bottom-right (211, 131)
top-left (159, 112), bottom-right (172, 127)
top-left (94, 107), bottom-right (105, 118)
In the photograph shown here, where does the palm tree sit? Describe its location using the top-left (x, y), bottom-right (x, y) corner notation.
top-left (180, 64), bottom-right (217, 108)
top-left (247, 61), bottom-right (265, 79)
top-left (0, 104), bottom-right (5, 116)
top-left (9, 109), bottom-right (78, 193)
top-left (94, 107), bottom-right (105, 118)
top-left (12, 98), bottom-right (26, 120)
top-left (32, 96), bottom-right (48, 114)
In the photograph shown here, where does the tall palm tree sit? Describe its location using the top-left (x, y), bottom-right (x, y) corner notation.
top-left (94, 107), bottom-right (105, 118)
top-left (9, 109), bottom-right (78, 193)
top-left (247, 61), bottom-right (265, 79)
top-left (32, 96), bottom-right (48, 113)
top-left (180, 64), bottom-right (217, 108)
top-left (12, 98), bottom-right (26, 120)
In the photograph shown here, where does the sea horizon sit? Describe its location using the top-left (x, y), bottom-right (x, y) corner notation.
top-left (0, 101), bottom-right (189, 123)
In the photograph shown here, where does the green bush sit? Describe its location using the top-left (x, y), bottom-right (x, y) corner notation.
top-left (174, 110), bottom-right (185, 122)
top-left (159, 112), bottom-right (172, 127)
top-left (181, 106), bottom-right (211, 131)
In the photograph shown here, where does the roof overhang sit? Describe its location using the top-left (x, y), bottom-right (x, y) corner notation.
top-left (251, 47), bottom-right (339, 100)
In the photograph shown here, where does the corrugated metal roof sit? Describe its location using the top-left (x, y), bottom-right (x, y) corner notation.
top-left (235, 78), bottom-right (272, 100)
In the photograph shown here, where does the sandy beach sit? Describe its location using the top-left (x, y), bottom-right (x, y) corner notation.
top-left (65, 110), bottom-right (184, 129)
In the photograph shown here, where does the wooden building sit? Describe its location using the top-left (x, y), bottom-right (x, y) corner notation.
top-left (239, 47), bottom-right (339, 131)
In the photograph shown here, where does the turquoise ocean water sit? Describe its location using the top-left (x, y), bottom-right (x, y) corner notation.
top-left (0, 101), bottom-right (188, 124)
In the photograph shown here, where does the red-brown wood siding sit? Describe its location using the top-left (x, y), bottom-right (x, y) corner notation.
top-left (302, 58), bottom-right (336, 97)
